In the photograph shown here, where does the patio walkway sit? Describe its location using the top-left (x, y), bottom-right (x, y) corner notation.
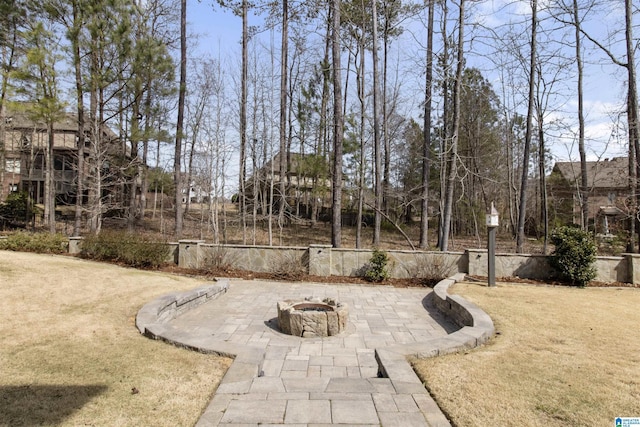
top-left (138, 278), bottom-right (492, 426)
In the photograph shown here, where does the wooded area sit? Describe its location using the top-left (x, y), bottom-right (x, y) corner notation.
top-left (0, 0), bottom-right (638, 253)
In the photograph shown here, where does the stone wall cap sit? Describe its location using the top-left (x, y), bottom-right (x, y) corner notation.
top-left (200, 243), bottom-right (306, 250)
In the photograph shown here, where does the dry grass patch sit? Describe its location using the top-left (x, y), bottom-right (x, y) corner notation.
top-left (412, 283), bottom-right (640, 427)
top-left (0, 251), bottom-right (232, 426)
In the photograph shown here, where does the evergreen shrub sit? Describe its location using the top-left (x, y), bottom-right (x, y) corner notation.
top-left (80, 230), bottom-right (169, 268)
top-left (362, 249), bottom-right (390, 282)
top-left (0, 192), bottom-right (34, 225)
top-left (0, 231), bottom-right (67, 254)
top-left (549, 226), bottom-right (597, 287)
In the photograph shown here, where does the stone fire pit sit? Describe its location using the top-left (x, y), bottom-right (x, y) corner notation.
top-left (277, 297), bottom-right (348, 337)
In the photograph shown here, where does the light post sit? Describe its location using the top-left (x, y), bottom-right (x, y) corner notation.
top-left (486, 202), bottom-right (499, 287)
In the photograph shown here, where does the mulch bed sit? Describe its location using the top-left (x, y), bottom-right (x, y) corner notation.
top-left (158, 265), bottom-right (431, 288)
top-left (159, 266), bottom-right (640, 289)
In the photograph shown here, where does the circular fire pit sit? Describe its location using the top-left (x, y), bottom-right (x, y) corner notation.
top-left (277, 297), bottom-right (348, 337)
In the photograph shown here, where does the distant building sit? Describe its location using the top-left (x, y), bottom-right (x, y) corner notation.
top-left (0, 104), bottom-right (126, 207)
top-left (244, 151), bottom-right (335, 218)
top-left (549, 157), bottom-right (628, 233)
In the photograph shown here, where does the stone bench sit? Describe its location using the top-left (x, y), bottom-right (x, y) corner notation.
top-left (136, 280), bottom-right (229, 338)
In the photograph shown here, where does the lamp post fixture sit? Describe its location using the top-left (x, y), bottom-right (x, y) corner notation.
top-left (486, 202), bottom-right (499, 287)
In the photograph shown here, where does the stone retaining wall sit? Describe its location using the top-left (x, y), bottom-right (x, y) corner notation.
top-left (136, 280), bottom-right (229, 338)
top-left (8, 235), bottom-right (640, 284)
top-left (174, 240), bottom-right (635, 284)
top-left (431, 274), bottom-right (494, 335)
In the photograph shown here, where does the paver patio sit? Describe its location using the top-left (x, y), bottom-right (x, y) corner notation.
top-left (142, 279), bottom-right (474, 426)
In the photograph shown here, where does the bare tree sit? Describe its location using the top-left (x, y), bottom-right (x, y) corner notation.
top-left (341, 0), bottom-right (369, 249)
top-left (553, 0), bottom-right (639, 250)
top-left (439, 0), bottom-right (465, 252)
top-left (278, 0), bottom-right (288, 233)
top-left (331, 0), bottom-right (343, 248)
top-left (174, 0), bottom-right (186, 237)
top-left (420, 0), bottom-right (435, 249)
top-left (239, 0), bottom-right (249, 244)
top-left (550, 0), bottom-right (589, 231)
top-left (372, 0), bottom-right (382, 246)
top-left (572, 0), bottom-right (587, 231)
top-left (516, 0), bottom-right (538, 253)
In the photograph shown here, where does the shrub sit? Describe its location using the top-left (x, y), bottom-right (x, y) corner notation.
top-left (201, 245), bottom-right (239, 272)
top-left (0, 231), bottom-right (67, 254)
top-left (549, 226), bottom-right (597, 287)
top-left (80, 230), bottom-right (169, 268)
top-left (410, 254), bottom-right (456, 287)
top-left (361, 249), bottom-right (390, 282)
top-left (270, 251), bottom-right (308, 280)
top-left (0, 192), bottom-right (34, 225)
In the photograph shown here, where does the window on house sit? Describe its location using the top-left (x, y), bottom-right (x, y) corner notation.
top-left (20, 135), bottom-right (30, 149)
top-left (33, 154), bottom-right (44, 170)
top-left (9, 184), bottom-right (18, 193)
top-left (54, 155), bottom-right (64, 170)
top-left (5, 159), bottom-right (20, 173)
top-left (608, 192), bottom-right (616, 204)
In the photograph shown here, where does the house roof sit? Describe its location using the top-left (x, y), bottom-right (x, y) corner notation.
top-left (552, 157), bottom-right (629, 189)
top-left (5, 110), bottom-right (77, 132)
top-left (3, 103), bottom-right (118, 139)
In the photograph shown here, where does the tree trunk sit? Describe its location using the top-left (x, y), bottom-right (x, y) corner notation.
top-left (88, 49), bottom-right (99, 234)
top-left (356, 32), bottom-right (365, 249)
top-left (128, 99), bottom-right (140, 232)
top-left (516, 0), bottom-right (537, 253)
top-left (174, 0), bottom-right (187, 238)
top-left (437, 0), bottom-right (449, 247)
top-left (239, 0), bottom-right (248, 244)
top-left (139, 90), bottom-right (153, 220)
top-left (278, 0), bottom-right (288, 233)
top-left (331, 0), bottom-right (343, 248)
top-left (372, 0), bottom-right (382, 246)
top-left (624, 0), bottom-right (640, 252)
top-left (71, 0), bottom-right (85, 236)
top-left (420, 0), bottom-right (434, 249)
top-left (46, 122), bottom-right (56, 233)
top-left (572, 0), bottom-right (588, 231)
top-left (439, 0), bottom-right (465, 252)
top-left (382, 14), bottom-right (390, 217)
top-left (538, 111), bottom-right (548, 254)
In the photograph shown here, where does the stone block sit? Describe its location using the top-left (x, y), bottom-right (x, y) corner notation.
top-left (309, 244), bottom-right (332, 276)
top-left (331, 399), bottom-right (379, 424)
top-left (285, 400), bottom-right (332, 424)
top-left (302, 311), bottom-right (327, 337)
top-left (290, 311), bottom-right (304, 336)
top-left (327, 311), bottom-right (339, 335)
top-left (219, 400), bottom-right (286, 424)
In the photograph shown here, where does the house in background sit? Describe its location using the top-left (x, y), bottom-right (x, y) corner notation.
top-left (548, 157), bottom-right (628, 234)
top-left (244, 151), bottom-right (334, 219)
top-left (1, 104), bottom-right (126, 208)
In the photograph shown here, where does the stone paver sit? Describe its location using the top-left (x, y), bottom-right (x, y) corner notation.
top-left (142, 279), bottom-right (484, 426)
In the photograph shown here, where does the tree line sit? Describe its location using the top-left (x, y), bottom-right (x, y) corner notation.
top-left (0, 0), bottom-right (638, 252)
